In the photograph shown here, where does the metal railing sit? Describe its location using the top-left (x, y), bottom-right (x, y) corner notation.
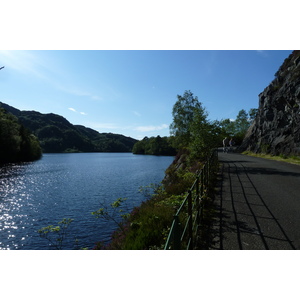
top-left (164, 149), bottom-right (218, 250)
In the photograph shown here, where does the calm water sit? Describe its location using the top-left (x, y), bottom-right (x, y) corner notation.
top-left (0, 153), bottom-right (174, 250)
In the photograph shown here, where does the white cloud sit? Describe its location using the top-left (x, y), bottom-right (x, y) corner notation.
top-left (134, 124), bottom-right (168, 132)
top-left (59, 86), bottom-right (102, 101)
top-left (68, 107), bottom-right (87, 115)
top-left (0, 50), bottom-right (49, 79)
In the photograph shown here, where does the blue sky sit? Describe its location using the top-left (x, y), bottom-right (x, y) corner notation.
top-left (0, 50), bottom-right (293, 140)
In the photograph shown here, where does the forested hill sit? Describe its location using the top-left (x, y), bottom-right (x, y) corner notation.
top-left (0, 102), bottom-right (137, 153)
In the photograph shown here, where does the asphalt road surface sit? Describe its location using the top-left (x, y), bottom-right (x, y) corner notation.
top-left (211, 149), bottom-right (300, 250)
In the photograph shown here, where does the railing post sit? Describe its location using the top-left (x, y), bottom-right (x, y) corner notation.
top-left (207, 159), bottom-right (210, 183)
top-left (196, 177), bottom-right (200, 226)
top-left (188, 191), bottom-right (193, 249)
top-left (203, 163), bottom-right (206, 188)
top-left (201, 169), bottom-right (204, 198)
top-left (196, 176), bottom-right (200, 206)
top-left (173, 215), bottom-right (181, 250)
top-left (206, 161), bottom-right (209, 186)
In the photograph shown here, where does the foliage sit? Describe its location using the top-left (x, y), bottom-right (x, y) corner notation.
top-left (218, 108), bottom-right (258, 145)
top-left (170, 90), bottom-right (207, 149)
top-left (93, 194), bottom-right (175, 250)
top-left (38, 218), bottom-right (74, 250)
top-left (132, 135), bottom-right (176, 155)
top-left (249, 108), bottom-right (258, 121)
top-left (121, 199), bottom-right (174, 250)
top-left (189, 112), bottom-right (221, 161)
top-left (0, 108), bottom-right (42, 163)
top-left (235, 109), bottom-right (250, 138)
top-left (169, 90), bottom-right (223, 162)
top-left (164, 164), bottom-right (196, 195)
top-left (92, 198), bottom-right (130, 234)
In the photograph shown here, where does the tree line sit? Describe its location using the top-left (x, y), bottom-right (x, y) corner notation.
top-left (169, 90), bottom-right (257, 160)
top-left (132, 136), bottom-right (177, 155)
top-left (134, 90), bottom-right (257, 160)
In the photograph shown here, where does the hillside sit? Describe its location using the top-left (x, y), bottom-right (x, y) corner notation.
top-left (240, 50), bottom-right (300, 156)
top-left (0, 102), bottom-right (137, 153)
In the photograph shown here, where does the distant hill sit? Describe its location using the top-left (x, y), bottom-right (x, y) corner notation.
top-left (0, 102), bottom-right (138, 153)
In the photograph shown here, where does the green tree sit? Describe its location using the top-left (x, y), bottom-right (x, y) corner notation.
top-left (235, 109), bottom-right (250, 138)
top-left (189, 110), bottom-right (221, 160)
top-left (249, 108), bottom-right (258, 122)
top-left (132, 136), bottom-right (176, 155)
top-left (218, 108), bottom-right (257, 145)
top-left (219, 118), bottom-right (236, 137)
top-left (170, 90), bottom-right (207, 149)
top-left (19, 125), bottom-right (42, 161)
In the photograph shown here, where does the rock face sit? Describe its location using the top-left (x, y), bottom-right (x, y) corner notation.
top-left (240, 50), bottom-right (300, 156)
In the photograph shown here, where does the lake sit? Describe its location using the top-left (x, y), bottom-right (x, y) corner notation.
top-left (0, 153), bottom-right (174, 250)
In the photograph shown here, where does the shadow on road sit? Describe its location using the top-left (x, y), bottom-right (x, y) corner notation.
top-left (242, 167), bottom-right (300, 178)
top-left (207, 160), bottom-right (296, 250)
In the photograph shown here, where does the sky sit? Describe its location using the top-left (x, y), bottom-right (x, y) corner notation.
top-left (0, 50), bottom-right (293, 140)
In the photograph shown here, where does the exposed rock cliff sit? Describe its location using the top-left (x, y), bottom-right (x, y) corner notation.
top-left (240, 50), bottom-right (300, 156)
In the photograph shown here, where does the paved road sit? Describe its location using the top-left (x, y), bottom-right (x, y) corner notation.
top-left (211, 150), bottom-right (300, 250)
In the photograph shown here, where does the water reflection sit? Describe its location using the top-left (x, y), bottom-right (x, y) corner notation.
top-left (0, 163), bottom-right (31, 249)
top-left (0, 153), bottom-right (174, 250)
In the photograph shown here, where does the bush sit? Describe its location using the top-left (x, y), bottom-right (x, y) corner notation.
top-left (121, 199), bottom-right (174, 249)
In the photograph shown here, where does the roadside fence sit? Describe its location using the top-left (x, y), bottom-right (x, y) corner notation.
top-left (164, 149), bottom-right (218, 250)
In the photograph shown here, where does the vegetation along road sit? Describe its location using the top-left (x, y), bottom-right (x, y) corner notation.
top-left (211, 150), bottom-right (300, 250)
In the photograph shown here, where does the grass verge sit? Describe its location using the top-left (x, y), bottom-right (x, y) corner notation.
top-left (242, 151), bottom-right (300, 166)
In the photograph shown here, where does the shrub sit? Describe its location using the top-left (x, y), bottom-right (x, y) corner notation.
top-left (121, 199), bottom-right (174, 249)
